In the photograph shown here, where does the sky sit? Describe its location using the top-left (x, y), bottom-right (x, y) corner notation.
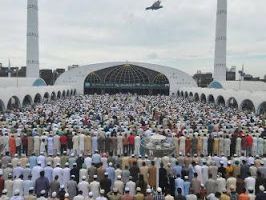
top-left (0, 0), bottom-right (266, 78)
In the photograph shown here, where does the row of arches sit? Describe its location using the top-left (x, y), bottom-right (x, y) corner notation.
top-left (177, 90), bottom-right (266, 115)
top-left (0, 89), bottom-right (77, 112)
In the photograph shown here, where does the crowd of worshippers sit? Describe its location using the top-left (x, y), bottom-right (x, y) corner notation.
top-left (0, 94), bottom-right (266, 200)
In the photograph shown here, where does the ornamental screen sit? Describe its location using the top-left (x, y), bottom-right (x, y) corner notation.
top-left (84, 64), bottom-right (169, 95)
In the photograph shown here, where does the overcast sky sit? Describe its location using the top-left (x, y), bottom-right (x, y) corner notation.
top-left (0, 0), bottom-right (265, 77)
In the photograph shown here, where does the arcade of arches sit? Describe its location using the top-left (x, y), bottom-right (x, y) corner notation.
top-left (177, 90), bottom-right (266, 115)
top-left (84, 64), bottom-right (170, 95)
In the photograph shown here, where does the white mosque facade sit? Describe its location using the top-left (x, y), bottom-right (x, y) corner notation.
top-left (0, 0), bottom-right (265, 114)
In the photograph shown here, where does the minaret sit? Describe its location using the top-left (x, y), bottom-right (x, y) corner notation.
top-left (213, 0), bottom-right (227, 81)
top-left (26, 0), bottom-right (39, 78)
top-left (8, 59), bottom-right (11, 78)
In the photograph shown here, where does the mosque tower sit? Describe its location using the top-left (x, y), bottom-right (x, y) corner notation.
top-left (213, 0), bottom-right (227, 81)
top-left (26, 0), bottom-right (39, 78)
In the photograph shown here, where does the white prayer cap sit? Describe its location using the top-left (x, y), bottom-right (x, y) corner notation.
top-left (157, 187), bottom-right (162, 193)
top-left (100, 189), bottom-right (105, 194)
top-left (14, 190), bottom-right (20, 195)
top-left (93, 175), bottom-right (97, 179)
top-left (40, 190), bottom-right (46, 195)
top-left (60, 185), bottom-right (64, 189)
top-left (125, 187), bottom-right (130, 192)
top-left (56, 163), bottom-right (60, 167)
top-left (89, 192), bottom-right (93, 197)
top-left (117, 175), bottom-right (121, 179)
top-left (52, 192), bottom-right (57, 197)
top-left (37, 161), bottom-right (41, 165)
top-left (259, 185), bottom-right (265, 191)
top-left (109, 162), bottom-right (113, 166)
top-left (146, 189), bottom-right (152, 193)
top-left (2, 189), bottom-right (7, 194)
top-left (65, 193), bottom-right (69, 198)
top-left (82, 176), bottom-right (86, 180)
top-left (104, 172), bottom-right (108, 176)
top-left (136, 187), bottom-right (141, 192)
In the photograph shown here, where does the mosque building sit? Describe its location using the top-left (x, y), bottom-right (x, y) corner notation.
top-left (0, 0), bottom-right (265, 115)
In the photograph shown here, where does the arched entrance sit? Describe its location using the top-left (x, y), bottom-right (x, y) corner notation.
top-left (62, 90), bottom-right (66, 98)
top-left (7, 96), bottom-right (21, 110)
top-left (44, 92), bottom-right (49, 102)
top-left (22, 95), bottom-right (33, 107)
top-left (208, 94), bottom-right (215, 104)
top-left (200, 94), bottom-right (206, 103)
top-left (0, 99), bottom-right (5, 112)
top-left (177, 90), bottom-right (180, 97)
top-left (194, 93), bottom-right (199, 101)
top-left (67, 90), bottom-right (70, 97)
top-left (57, 91), bottom-right (61, 99)
top-left (227, 97), bottom-right (238, 109)
top-left (216, 96), bottom-right (225, 106)
top-left (84, 64), bottom-right (170, 95)
top-left (51, 92), bottom-right (56, 100)
top-left (34, 93), bottom-right (42, 104)
top-left (258, 102), bottom-right (266, 115)
top-left (184, 92), bottom-right (188, 98)
top-left (241, 99), bottom-right (255, 112)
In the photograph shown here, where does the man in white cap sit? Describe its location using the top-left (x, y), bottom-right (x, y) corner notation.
top-left (44, 162), bottom-right (53, 183)
top-left (13, 162), bottom-right (23, 179)
top-left (5, 173), bottom-right (13, 197)
top-left (134, 187), bottom-right (144, 200)
top-left (125, 176), bottom-right (136, 196)
top-left (23, 174), bottom-right (34, 196)
top-left (256, 185), bottom-right (266, 200)
top-left (66, 175), bottom-right (78, 199)
top-left (121, 187), bottom-right (133, 200)
top-left (78, 176), bottom-right (89, 197)
top-left (62, 162), bottom-right (71, 185)
top-left (37, 152), bottom-right (46, 168)
top-left (89, 175), bottom-right (100, 198)
top-left (10, 190), bottom-right (23, 200)
top-left (1, 189), bottom-right (9, 200)
top-left (53, 163), bottom-right (63, 185)
top-left (13, 175), bottom-right (23, 196)
top-left (106, 162), bottom-right (115, 186)
top-left (244, 172), bottom-right (255, 194)
top-left (32, 162), bottom-right (43, 184)
top-left (86, 192), bottom-right (94, 200)
top-left (113, 175), bottom-right (124, 194)
top-left (153, 187), bottom-right (164, 200)
top-left (73, 190), bottom-right (85, 200)
top-left (37, 190), bottom-right (47, 200)
top-left (23, 163), bottom-right (31, 180)
top-left (50, 175), bottom-right (60, 197)
top-left (95, 189), bottom-right (107, 200)
top-left (33, 134), bottom-right (40, 156)
top-left (107, 188), bottom-right (122, 200)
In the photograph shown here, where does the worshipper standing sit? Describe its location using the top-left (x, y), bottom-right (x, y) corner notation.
top-left (9, 135), bottom-right (16, 156)
top-left (121, 187), bottom-right (134, 200)
top-left (100, 172), bottom-right (112, 195)
top-left (35, 171), bottom-right (49, 197)
top-left (49, 176), bottom-right (60, 197)
top-left (78, 176), bottom-right (89, 197)
top-left (89, 175), bottom-right (100, 199)
top-left (66, 175), bottom-right (78, 200)
top-left (136, 174), bottom-right (147, 195)
top-left (125, 176), bottom-right (136, 196)
top-left (148, 161), bottom-right (156, 189)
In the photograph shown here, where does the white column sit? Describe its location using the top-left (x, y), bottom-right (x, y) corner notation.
top-left (213, 0), bottom-right (227, 81)
top-left (26, 0), bottom-right (39, 78)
